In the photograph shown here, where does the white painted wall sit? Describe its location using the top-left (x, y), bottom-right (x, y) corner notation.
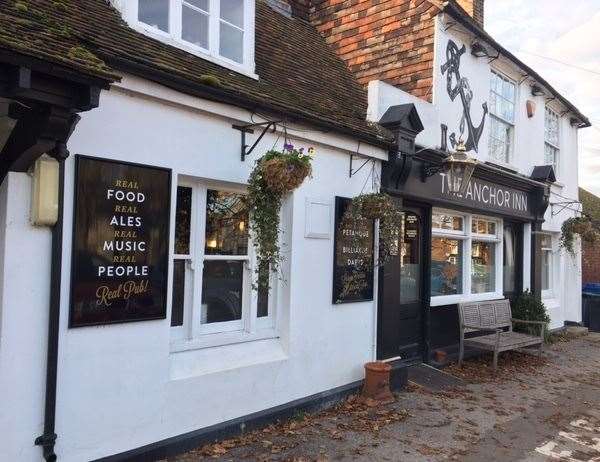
top-left (0, 75), bottom-right (386, 461)
top-left (0, 173), bottom-right (52, 462)
top-left (366, 14), bottom-right (584, 328)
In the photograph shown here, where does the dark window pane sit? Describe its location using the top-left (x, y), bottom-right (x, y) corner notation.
top-left (431, 237), bottom-right (463, 296)
top-left (175, 186), bottom-right (192, 254)
top-left (201, 260), bottom-right (243, 323)
top-left (219, 22), bottom-right (244, 63)
top-left (257, 262), bottom-right (269, 318)
top-left (171, 260), bottom-right (185, 327)
top-left (139, 0), bottom-right (169, 32)
top-left (182, 3), bottom-right (209, 49)
top-left (205, 190), bottom-right (248, 255)
top-left (503, 226), bottom-right (516, 293)
top-left (471, 241), bottom-right (496, 293)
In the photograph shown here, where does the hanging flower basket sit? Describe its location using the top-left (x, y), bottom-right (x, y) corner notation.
top-left (247, 144), bottom-right (314, 288)
top-left (260, 156), bottom-right (312, 195)
top-left (560, 216), bottom-right (600, 257)
top-left (342, 192), bottom-right (403, 268)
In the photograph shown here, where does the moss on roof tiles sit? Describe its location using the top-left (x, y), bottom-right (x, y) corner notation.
top-left (0, 0), bottom-right (388, 143)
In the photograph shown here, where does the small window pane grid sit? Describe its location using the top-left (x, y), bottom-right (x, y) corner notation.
top-left (138, 0), bottom-right (245, 65)
top-left (431, 211), bottom-right (502, 303)
top-left (544, 107), bottom-right (560, 172)
top-left (171, 183), bottom-right (274, 344)
top-left (488, 71), bottom-right (516, 164)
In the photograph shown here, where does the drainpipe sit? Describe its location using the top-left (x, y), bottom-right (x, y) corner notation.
top-left (34, 142), bottom-right (69, 462)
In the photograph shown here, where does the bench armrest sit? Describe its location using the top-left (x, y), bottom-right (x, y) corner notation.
top-left (511, 318), bottom-right (546, 340)
top-left (511, 318), bottom-right (546, 326)
top-left (462, 325), bottom-right (502, 334)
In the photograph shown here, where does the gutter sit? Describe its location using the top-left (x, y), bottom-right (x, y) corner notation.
top-left (102, 55), bottom-right (393, 150)
top-left (34, 145), bottom-right (68, 462)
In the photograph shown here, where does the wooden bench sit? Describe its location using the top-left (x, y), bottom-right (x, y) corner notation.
top-left (458, 299), bottom-right (546, 370)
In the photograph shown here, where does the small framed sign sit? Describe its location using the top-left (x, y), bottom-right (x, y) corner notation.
top-left (69, 156), bottom-right (171, 327)
top-left (332, 196), bottom-right (375, 304)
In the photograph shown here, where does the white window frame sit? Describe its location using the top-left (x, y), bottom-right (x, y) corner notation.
top-left (488, 70), bottom-right (517, 166)
top-left (540, 232), bottom-right (554, 299)
top-left (170, 179), bottom-right (276, 351)
top-left (544, 106), bottom-right (561, 174)
top-left (431, 209), bottom-right (503, 307)
top-left (124, 0), bottom-right (257, 78)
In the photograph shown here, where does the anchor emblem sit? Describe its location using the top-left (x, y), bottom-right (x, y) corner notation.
top-left (441, 40), bottom-right (488, 153)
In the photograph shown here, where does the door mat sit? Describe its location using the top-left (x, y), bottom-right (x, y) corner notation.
top-left (407, 363), bottom-right (465, 392)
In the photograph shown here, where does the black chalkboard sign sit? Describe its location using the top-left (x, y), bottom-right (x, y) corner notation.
top-left (332, 196), bottom-right (375, 304)
top-left (69, 156), bottom-right (171, 327)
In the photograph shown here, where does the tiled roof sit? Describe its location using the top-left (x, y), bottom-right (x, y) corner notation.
top-left (0, 0), bottom-right (390, 145)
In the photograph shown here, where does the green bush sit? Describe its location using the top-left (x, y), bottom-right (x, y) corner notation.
top-left (512, 290), bottom-right (550, 340)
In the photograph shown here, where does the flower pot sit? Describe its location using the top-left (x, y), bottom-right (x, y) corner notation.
top-left (260, 158), bottom-right (311, 195)
top-left (362, 361), bottom-right (394, 402)
top-left (434, 349), bottom-right (448, 363)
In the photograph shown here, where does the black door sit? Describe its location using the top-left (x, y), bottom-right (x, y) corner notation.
top-left (377, 204), bottom-right (426, 362)
top-left (503, 221), bottom-right (523, 304)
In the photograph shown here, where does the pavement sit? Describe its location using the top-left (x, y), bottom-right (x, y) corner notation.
top-left (169, 330), bottom-right (600, 462)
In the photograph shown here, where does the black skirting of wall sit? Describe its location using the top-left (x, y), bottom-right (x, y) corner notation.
top-left (429, 304), bottom-right (460, 352)
top-left (93, 380), bottom-right (366, 462)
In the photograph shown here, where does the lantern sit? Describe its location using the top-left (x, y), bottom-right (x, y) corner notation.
top-left (442, 141), bottom-right (477, 196)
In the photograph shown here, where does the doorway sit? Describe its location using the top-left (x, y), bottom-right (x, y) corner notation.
top-left (377, 203), bottom-right (427, 362)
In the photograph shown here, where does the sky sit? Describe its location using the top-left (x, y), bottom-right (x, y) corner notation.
top-left (485, 0), bottom-right (600, 196)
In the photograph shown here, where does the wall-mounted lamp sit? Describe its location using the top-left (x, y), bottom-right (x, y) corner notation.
top-left (421, 141), bottom-right (478, 196)
top-left (443, 141), bottom-right (477, 196)
top-left (531, 85), bottom-right (545, 97)
top-left (31, 155), bottom-right (59, 226)
top-left (471, 41), bottom-right (490, 58)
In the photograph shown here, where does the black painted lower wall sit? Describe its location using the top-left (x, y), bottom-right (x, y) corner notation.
top-left (429, 304), bottom-right (460, 351)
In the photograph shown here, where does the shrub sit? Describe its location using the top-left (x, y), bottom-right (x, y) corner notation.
top-left (512, 290), bottom-right (550, 340)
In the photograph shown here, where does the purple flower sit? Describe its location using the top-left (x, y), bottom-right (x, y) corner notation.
top-left (284, 143), bottom-right (294, 151)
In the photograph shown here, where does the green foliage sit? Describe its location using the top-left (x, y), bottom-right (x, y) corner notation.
top-left (199, 74), bottom-right (221, 87)
top-left (512, 290), bottom-right (550, 339)
top-left (560, 216), bottom-right (600, 257)
top-left (14, 1), bottom-right (28, 12)
top-left (246, 145), bottom-right (313, 288)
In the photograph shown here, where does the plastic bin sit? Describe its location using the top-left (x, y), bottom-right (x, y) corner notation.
top-left (582, 292), bottom-right (600, 332)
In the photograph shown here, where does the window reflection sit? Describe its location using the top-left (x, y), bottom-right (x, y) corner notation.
top-left (205, 190), bottom-right (249, 255)
top-left (201, 260), bottom-right (243, 323)
top-left (432, 213), bottom-right (464, 232)
top-left (139, 0), bottom-right (169, 32)
top-left (431, 237), bottom-right (463, 296)
top-left (503, 226), bottom-right (516, 293)
top-left (175, 186), bottom-right (192, 255)
top-left (471, 241), bottom-right (495, 293)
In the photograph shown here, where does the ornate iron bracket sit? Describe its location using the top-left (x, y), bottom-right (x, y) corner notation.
top-left (349, 154), bottom-right (373, 178)
top-left (421, 163), bottom-right (444, 182)
top-left (232, 121), bottom-right (281, 161)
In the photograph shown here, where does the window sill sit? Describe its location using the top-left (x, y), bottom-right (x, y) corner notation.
top-left (131, 23), bottom-right (259, 80)
top-left (430, 292), bottom-right (504, 307)
top-left (169, 336), bottom-right (287, 380)
top-left (170, 327), bottom-right (278, 353)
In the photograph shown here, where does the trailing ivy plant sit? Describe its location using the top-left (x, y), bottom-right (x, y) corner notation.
top-left (246, 144), bottom-right (313, 288)
top-left (559, 216), bottom-right (600, 257)
top-left (338, 193), bottom-right (403, 297)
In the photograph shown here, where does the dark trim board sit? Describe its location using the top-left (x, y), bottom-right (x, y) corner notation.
top-left (93, 381), bottom-right (364, 462)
